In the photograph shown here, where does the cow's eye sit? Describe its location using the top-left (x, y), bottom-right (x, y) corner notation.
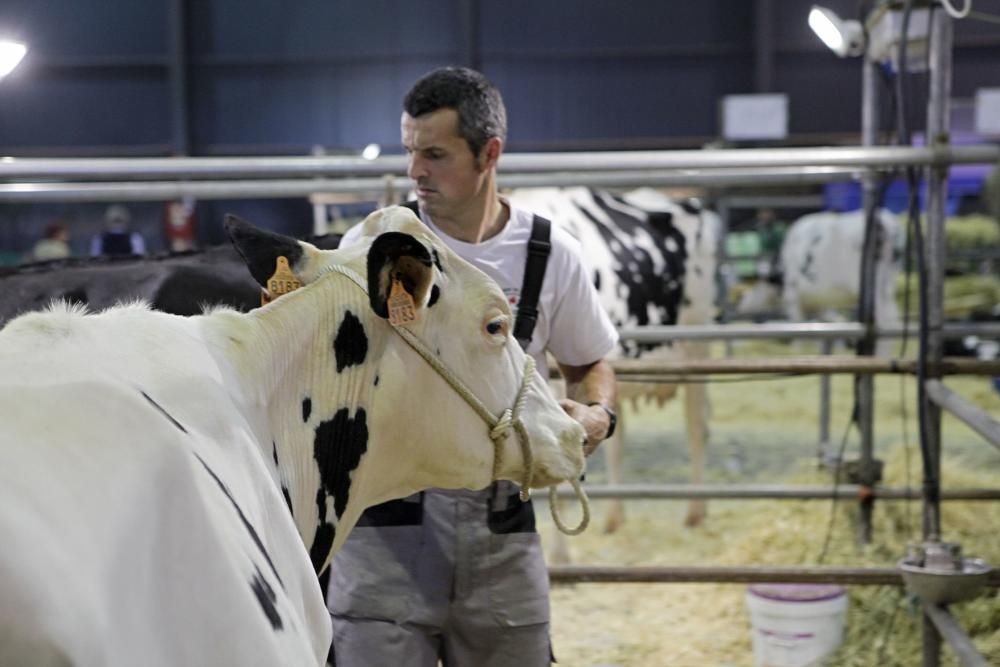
top-left (484, 316), bottom-right (509, 342)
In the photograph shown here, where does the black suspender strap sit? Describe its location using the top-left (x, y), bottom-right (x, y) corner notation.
top-left (397, 200), bottom-right (551, 350)
top-left (513, 214), bottom-right (551, 350)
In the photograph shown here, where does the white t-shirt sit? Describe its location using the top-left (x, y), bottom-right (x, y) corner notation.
top-left (340, 198), bottom-right (618, 372)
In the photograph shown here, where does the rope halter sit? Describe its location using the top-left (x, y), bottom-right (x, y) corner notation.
top-left (322, 262), bottom-right (589, 535)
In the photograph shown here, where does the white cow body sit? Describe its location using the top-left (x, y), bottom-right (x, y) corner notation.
top-left (738, 209), bottom-right (903, 352)
top-left (0, 207), bottom-right (585, 667)
top-left (506, 187), bottom-right (719, 554)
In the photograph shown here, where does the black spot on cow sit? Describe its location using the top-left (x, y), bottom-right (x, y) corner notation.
top-left (282, 485), bottom-right (294, 517)
top-left (582, 191), bottom-right (690, 355)
top-left (333, 311), bottom-right (368, 372)
top-left (250, 564), bottom-right (283, 631)
top-left (432, 249), bottom-right (443, 273)
top-left (309, 408), bottom-right (368, 568)
top-left (140, 391), bottom-right (188, 434)
top-left (194, 452), bottom-right (284, 590)
top-left (428, 284), bottom-right (440, 308)
top-left (373, 375), bottom-right (380, 386)
top-left (593, 270), bottom-right (601, 291)
top-left (313, 408), bottom-right (368, 519)
top-left (310, 485), bottom-right (335, 573)
top-left (680, 199), bottom-right (702, 216)
top-left (302, 397), bottom-right (312, 422)
top-left (309, 520), bottom-right (335, 575)
top-left (645, 211), bottom-right (675, 236)
top-left (272, 441), bottom-right (279, 466)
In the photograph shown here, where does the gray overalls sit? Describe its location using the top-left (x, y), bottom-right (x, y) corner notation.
top-left (326, 482), bottom-right (551, 666)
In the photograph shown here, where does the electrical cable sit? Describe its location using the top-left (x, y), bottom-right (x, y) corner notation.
top-left (896, 0), bottom-right (940, 541)
top-left (816, 406), bottom-right (857, 564)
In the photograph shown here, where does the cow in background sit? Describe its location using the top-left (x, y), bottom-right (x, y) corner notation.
top-left (737, 208), bottom-right (903, 355)
top-left (507, 187), bottom-right (719, 558)
top-left (0, 207), bottom-right (586, 667)
top-left (0, 234), bottom-right (341, 327)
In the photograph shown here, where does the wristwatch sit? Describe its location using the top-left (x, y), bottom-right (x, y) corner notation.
top-left (587, 402), bottom-right (617, 440)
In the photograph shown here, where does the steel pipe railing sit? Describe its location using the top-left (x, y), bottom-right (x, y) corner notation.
top-left (618, 322), bottom-right (1000, 343)
top-left (0, 167), bottom-right (862, 203)
top-left (925, 380), bottom-right (1000, 452)
top-left (548, 483), bottom-right (1000, 501)
top-left (1, 145), bottom-right (998, 181)
top-left (923, 604), bottom-right (991, 667)
top-left (547, 564), bottom-right (1000, 587)
top-left (609, 357), bottom-right (1000, 377)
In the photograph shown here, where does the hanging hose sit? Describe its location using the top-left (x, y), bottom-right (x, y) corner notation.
top-left (895, 0), bottom-right (941, 538)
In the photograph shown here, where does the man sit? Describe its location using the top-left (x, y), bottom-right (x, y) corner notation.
top-left (326, 67), bottom-right (618, 666)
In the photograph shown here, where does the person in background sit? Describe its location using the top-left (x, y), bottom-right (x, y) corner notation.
top-left (325, 66), bottom-right (619, 666)
top-left (30, 220), bottom-right (71, 262)
top-left (90, 204), bottom-right (146, 257)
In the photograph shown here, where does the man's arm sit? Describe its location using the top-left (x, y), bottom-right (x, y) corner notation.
top-left (557, 359), bottom-right (617, 456)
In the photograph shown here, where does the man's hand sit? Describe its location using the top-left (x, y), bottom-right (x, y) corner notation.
top-left (559, 398), bottom-right (610, 457)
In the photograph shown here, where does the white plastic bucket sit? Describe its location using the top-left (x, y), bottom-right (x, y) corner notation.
top-left (745, 583), bottom-right (848, 667)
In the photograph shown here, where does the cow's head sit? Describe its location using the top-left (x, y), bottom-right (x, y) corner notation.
top-left (226, 206), bottom-right (586, 568)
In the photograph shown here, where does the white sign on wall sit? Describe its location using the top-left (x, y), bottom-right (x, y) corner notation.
top-left (974, 88), bottom-right (1000, 136)
top-left (721, 94), bottom-right (789, 141)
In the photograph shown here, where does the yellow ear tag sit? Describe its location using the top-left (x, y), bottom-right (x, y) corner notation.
top-left (387, 277), bottom-right (416, 326)
top-left (261, 255), bottom-right (303, 306)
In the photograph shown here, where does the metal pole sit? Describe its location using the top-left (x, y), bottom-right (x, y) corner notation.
top-left (606, 357), bottom-right (1000, 377)
top-left (616, 322), bottom-right (1000, 343)
top-left (819, 339), bottom-right (833, 462)
top-left (925, 380), bottom-right (1000, 452)
top-left (856, 58), bottom-right (883, 544)
top-left (0, 167), bottom-right (864, 203)
top-left (714, 197), bottom-right (734, 337)
top-left (921, 9), bottom-right (953, 666)
top-left (924, 3), bottom-right (952, 547)
top-left (1, 146), bottom-right (996, 180)
top-left (547, 565), bottom-right (1000, 587)
top-left (549, 483), bottom-right (1000, 501)
top-left (923, 604), bottom-right (991, 667)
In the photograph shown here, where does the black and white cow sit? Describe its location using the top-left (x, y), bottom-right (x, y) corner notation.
top-left (0, 234), bottom-right (340, 326)
top-left (507, 187), bottom-right (719, 553)
top-left (0, 206), bottom-right (586, 667)
top-left (736, 208), bottom-right (903, 355)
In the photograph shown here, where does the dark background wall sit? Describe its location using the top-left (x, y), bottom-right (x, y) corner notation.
top-left (1, 0), bottom-right (998, 255)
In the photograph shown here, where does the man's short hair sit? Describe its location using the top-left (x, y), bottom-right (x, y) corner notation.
top-left (403, 67), bottom-right (507, 157)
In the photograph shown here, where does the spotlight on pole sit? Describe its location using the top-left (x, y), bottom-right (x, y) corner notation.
top-left (808, 6), bottom-right (864, 57)
top-left (361, 143), bottom-right (381, 160)
top-left (0, 40), bottom-right (27, 79)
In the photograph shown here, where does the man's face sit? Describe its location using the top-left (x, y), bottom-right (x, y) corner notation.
top-left (401, 108), bottom-right (492, 220)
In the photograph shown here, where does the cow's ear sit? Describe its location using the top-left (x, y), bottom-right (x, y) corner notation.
top-left (225, 215), bottom-right (325, 286)
top-left (366, 232), bottom-right (434, 320)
